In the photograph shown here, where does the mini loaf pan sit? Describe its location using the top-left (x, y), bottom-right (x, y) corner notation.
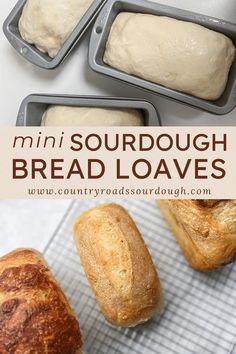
top-left (16, 94), bottom-right (161, 126)
top-left (89, 0), bottom-right (236, 115)
top-left (3, 0), bottom-right (107, 69)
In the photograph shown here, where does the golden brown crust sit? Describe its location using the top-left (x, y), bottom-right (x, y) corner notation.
top-left (157, 200), bottom-right (236, 271)
top-left (74, 203), bottom-right (163, 327)
top-left (0, 249), bottom-right (82, 354)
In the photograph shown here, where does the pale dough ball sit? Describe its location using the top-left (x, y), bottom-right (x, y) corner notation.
top-left (104, 13), bottom-right (236, 100)
top-left (19, 0), bottom-right (94, 58)
top-left (41, 105), bottom-right (144, 126)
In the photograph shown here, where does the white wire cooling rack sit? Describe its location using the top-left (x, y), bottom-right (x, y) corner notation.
top-left (43, 200), bottom-right (236, 354)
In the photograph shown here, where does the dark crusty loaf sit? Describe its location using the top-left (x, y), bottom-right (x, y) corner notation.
top-left (0, 249), bottom-right (82, 354)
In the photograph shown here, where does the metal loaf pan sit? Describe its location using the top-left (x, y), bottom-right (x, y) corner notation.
top-left (16, 94), bottom-right (161, 126)
top-left (89, 0), bottom-right (236, 115)
top-left (3, 0), bottom-right (107, 69)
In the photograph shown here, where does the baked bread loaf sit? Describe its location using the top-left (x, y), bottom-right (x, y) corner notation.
top-left (104, 13), bottom-right (236, 100)
top-left (0, 249), bottom-right (82, 354)
top-left (19, 0), bottom-right (93, 58)
top-left (158, 200), bottom-right (236, 272)
top-left (41, 105), bottom-right (144, 126)
top-left (74, 203), bottom-right (163, 327)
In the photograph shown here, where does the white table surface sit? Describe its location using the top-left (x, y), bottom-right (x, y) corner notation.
top-left (0, 200), bottom-right (71, 257)
top-left (0, 0), bottom-right (236, 127)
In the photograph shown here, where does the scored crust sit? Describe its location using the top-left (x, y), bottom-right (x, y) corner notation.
top-left (74, 203), bottom-right (163, 327)
top-left (158, 200), bottom-right (236, 271)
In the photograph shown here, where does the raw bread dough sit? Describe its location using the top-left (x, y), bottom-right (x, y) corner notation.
top-left (104, 13), bottom-right (236, 100)
top-left (19, 0), bottom-right (94, 58)
top-left (41, 105), bottom-right (144, 126)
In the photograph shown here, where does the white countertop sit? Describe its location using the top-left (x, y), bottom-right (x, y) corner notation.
top-left (0, 0), bottom-right (236, 127)
top-left (0, 200), bottom-right (71, 256)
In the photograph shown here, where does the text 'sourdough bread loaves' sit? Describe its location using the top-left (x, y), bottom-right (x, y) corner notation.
top-left (158, 200), bottom-right (236, 271)
top-left (41, 105), bottom-right (144, 126)
top-left (104, 13), bottom-right (236, 100)
top-left (0, 249), bottom-right (83, 354)
top-left (19, 0), bottom-right (94, 58)
top-left (74, 203), bottom-right (163, 327)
